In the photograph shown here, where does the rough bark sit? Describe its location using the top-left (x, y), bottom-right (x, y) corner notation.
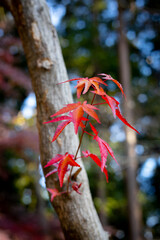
top-left (6, 0), bottom-right (108, 239)
top-left (118, 2), bottom-right (142, 240)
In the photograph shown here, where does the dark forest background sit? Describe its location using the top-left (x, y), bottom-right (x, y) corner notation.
top-left (0, 0), bottom-right (160, 239)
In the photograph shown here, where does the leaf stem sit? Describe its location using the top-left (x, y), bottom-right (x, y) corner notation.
top-left (67, 94), bottom-right (96, 193)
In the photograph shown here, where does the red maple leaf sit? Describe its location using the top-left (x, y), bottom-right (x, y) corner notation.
top-left (45, 168), bottom-right (58, 178)
top-left (72, 182), bottom-right (82, 194)
top-left (92, 87), bottom-right (140, 134)
top-left (82, 150), bottom-right (108, 182)
top-left (75, 77), bottom-right (108, 98)
top-left (44, 153), bottom-right (80, 187)
top-left (44, 154), bottom-right (64, 168)
top-left (47, 188), bottom-right (60, 201)
top-left (91, 87), bottom-right (119, 118)
top-left (89, 123), bottom-right (118, 171)
top-left (98, 73), bottom-right (126, 97)
top-left (58, 76), bottom-right (108, 98)
top-left (50, 101), bottom-right (100, 127)
top-left (102, 95), bottom-right (140, 134)
top-left (44, 113), bottom-right (88, 141)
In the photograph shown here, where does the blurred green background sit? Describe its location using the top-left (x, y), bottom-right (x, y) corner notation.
top-left (0, 0), bottom-right (160, 239)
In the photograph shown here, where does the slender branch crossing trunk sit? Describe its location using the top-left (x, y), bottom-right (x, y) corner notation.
top-left (118, 2), bottom-right (142, 240)
top-left (5, 0), bottom-right (109, 239)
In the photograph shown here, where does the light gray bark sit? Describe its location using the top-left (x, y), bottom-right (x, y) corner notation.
top-left (6, 0), bottom-right (109, 239)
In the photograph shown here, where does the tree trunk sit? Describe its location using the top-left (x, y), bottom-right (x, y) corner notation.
top-left (5, 0), bottom-right (108, 239)
top-left (118, 2), bottom-right (142, 240)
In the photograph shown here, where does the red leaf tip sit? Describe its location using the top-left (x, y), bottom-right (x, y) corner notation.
top-left (72, 182), bottom-right (82, 194)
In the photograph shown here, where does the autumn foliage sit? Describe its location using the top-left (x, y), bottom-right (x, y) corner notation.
top-left (44, 74), bottom-right (139, 200)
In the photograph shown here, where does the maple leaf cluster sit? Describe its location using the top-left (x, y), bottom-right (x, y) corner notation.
top-left (44, 73), bottom-right (140, 201)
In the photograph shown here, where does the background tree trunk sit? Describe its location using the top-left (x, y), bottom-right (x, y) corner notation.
top-left (118, 1), bottom-right (142, 240)
top-left (5, 0), bottom-right (109, 239)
